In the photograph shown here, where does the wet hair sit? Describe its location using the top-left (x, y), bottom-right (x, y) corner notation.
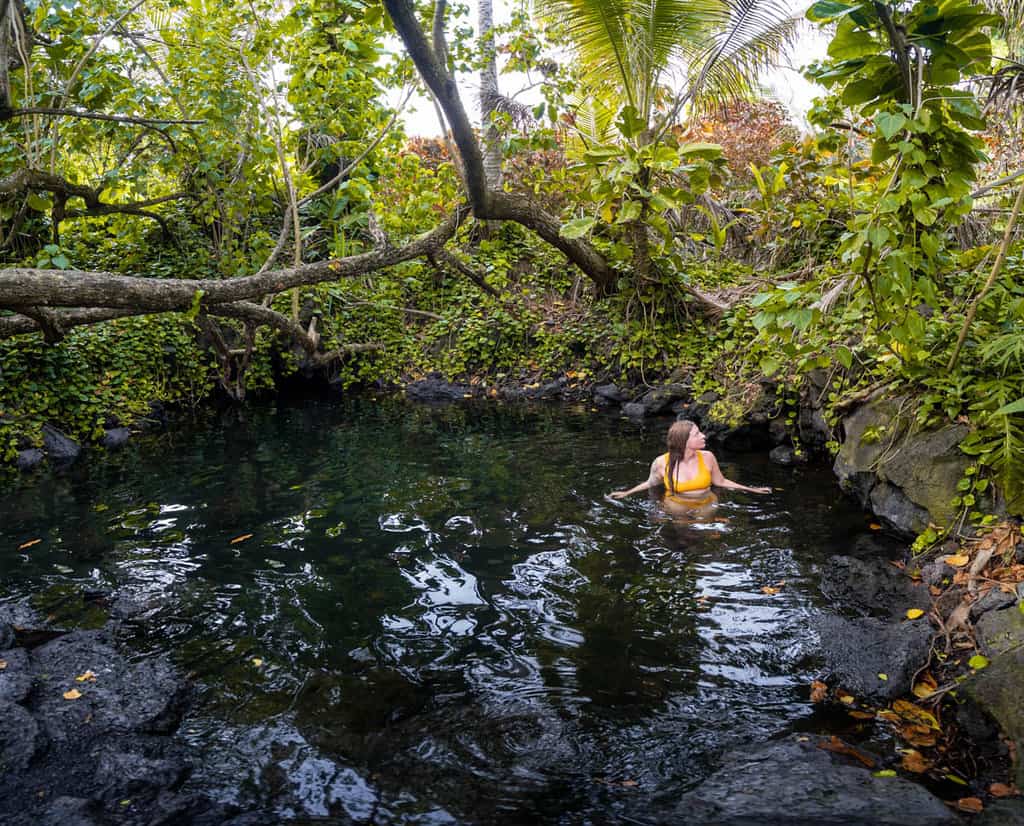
top-left (665, 420), bottom-right (696, 493)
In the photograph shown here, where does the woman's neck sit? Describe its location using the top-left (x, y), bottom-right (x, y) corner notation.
top-left (683, 447), bottom-right (698, 462)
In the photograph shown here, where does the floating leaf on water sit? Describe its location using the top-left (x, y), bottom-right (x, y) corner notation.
top-left (943, 554), bottom-right (970, 567)
top-left (989, 783), bottom-right (1019, 798)
top-left (325, 521), bottom-right (347, 538)
top-left (873, 769), bottom-right (897, 778)
top-left (289, 484), bottom-right (304, 490)
top-left (906, 608), bottom-right (925, 620)
top-left (75, 670), bottom-right (96, 682)
top-left (761, 585), bottom-right (781, 595)
top-left (230, 534), bottom-right (253, 545)
top-left (18, 539), bottom-right (42, 550)
top-left (968, 654), bottom-right (989, 670)
top-left (839, 694), bottom-right (855, 705)
top-left (251, 658), bottom-right (263, 667)
top-left (955, 797), bottom-right (983, 814)
top-left (53, 564), bottom-right (75, 574)
top-left (848, 710), bottom-right (875, 720)
top-left (810, 680), bottom-right (828, 703)
top-left (266, 559), bottom-right (286, 569)
top-left (63, 689), bottom-right (82, 700)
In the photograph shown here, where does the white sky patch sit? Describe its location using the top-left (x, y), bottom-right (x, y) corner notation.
top-left (389, 1), bottom-right (831, 136)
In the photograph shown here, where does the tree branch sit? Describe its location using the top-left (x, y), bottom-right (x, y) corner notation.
top-left (0, 107), bottom-right (203, 126)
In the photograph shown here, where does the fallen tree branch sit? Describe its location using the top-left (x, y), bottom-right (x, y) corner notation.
top-left (0, 107), bottom-right (203, 126)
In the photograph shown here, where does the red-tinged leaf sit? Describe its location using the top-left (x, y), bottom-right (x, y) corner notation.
top-left (810, 680), bottom-right (828, 703)
top-left (230, 534), bottom-right (253, 545)
top-left (955, 798), bottom-right (983, 814)
top-left (900, 750), bottom-right (930, 773)
top-left (989, 783), bottom-right (1019, 797)
top-left (18, 539), bottom-right (42, 550)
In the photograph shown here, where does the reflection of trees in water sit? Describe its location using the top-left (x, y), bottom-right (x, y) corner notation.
top-left (538, 543), bottom-right (703, 711)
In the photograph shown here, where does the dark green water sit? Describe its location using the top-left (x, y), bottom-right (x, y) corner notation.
top-left (0, 399), bottom-right (879, 823)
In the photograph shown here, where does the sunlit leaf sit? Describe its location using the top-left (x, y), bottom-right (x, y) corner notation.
top-left (906, 608), bottom-right (925, 620)
top-left (943, 554), bottom-right (970, 567)
top-left (18, 539), bottom-right (42, 550)
top-left (892, 699), bottom-right (940, 730)
top-left (251, 658), bottom-right (263, 667)
top-left (75, 670), bottom-right (97, 682)
top-left (230, 534), bottom-right (254, 545)
top-left (968, 654), bottom-right (989, 670)
top-left (63, 689), bottom-right (82, 700)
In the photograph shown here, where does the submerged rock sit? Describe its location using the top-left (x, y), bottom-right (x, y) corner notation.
top-left (671, 734), bottom-right (956, 825)
top-left (817, 615), bottom-right (931, 701)
top-left (0, 700), bottom-right (40, 772)
top-left (769, 445), bottom-right (805, 466)
top-left (592, 383), bottom-right (627, 405)
top-left (404, 377), bottom-right (474, 402)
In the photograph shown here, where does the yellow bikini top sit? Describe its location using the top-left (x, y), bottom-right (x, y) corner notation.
top-left (663, 451), bottom-right (711, 494)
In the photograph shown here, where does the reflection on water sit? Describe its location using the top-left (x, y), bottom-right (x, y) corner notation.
top-left (0, 398), bottom-right (875, 823)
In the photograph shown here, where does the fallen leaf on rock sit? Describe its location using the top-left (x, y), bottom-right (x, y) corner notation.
top-left (955, 797), bottom-right (983, 814)
top-left (877, 673), bottom-right (888, 681)
top-left (906, 608), bottom-right (925, 620)
top-left (913, 673), bottom-right (938, 699)
top-left (869, 523), bottom-right (882, 531)
top-left (761, 586), bottom-right (780, 595)
top-left (18, 539), bottom-right (42, 550)
top-left (230, 534), bottom-right (253, 545)
top-left (0, 659), bottom-right (6, 670)
top-left (893, 699), bottom-right (940, 730)
top-left (849, 710), bottom-right (876, 720)
top-left (929, 585), bottom-right (942, 596)
top-left (943, 554), bottom-right (970, 567)
top-left (873, 769), bottom-right (897, 778)
top-left (75, 670), bottom-right (97, 682)
top-left (968, 654), bottom-right (990, 670)
top-left (817, 736), bottom-right (876, 768)
top-left (839, 694), bottom-right (855, 705)
top-left (62, 689), bottom-right (82, 700)
top-left (989, 783), bottom-right (1019, 797)
top-left (900, 749), bottom-right (930, 773)
top-left (810, 680), bottom-right (828, 703)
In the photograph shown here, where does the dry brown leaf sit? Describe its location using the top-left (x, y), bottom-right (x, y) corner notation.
top-left (817, 736), bottom-right (876, 768)
top-left (912, 673), bottom-right (938, 699)
top-left (839, 694), bottom-right (856, 705)
top-left (900, 750), bottom-right (930, 773)
top-left (893, 699), bottom-right (940, 730)
top-left (62, 689), bottom-right (82, 700)
top-left (848, 710), bottom-right (876, 720)
top-left (761, 586), bottom-right (780, 595)
top-left (810, 680), bottom-right (828, 703)
top-left (18, 539), bottom-right (42, 550)
top-left (230, 534), bottom-right (253, 545)
top-left (929, 585), bottom-right (943, 596)
top-left (943, 554), bottom-right (970, 568)
top-left (955, 798), bottom-right (983, 814)
top-left (989, 783), bottom-right (1020, 798)
top-left (0, 659), bottom-right (7, 671)
top-left (75, 670), bottom-right (97, 683)
top-left (869, 523), bottom-right (882, 531)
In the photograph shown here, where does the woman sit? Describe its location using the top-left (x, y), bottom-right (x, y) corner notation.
top-left (609, 420), bottom-right (771, 503)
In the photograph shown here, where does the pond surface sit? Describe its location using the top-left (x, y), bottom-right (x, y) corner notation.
top-left (0, 398), bottom-right (880, 823)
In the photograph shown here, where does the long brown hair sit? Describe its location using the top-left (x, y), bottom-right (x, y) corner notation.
top-left (665, 420), bottom-right (696, 493)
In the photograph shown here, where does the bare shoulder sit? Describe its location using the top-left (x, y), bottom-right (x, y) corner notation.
top-left (650, 453), bottom-right (667, 471)
top-left (700, 450), bottom-right (719, 466)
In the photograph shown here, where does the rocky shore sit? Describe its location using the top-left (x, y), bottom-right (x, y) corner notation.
top-left (5, 370), bottom-right (1024, 822)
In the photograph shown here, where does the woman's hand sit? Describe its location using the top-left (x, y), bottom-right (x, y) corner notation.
top-left (608, 490), bottom-right (630, 500)
top-left (748, 485), bottom-right (772, 494)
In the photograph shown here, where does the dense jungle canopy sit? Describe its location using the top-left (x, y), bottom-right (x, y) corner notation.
top-left (1, 0), bottom-right (1024, 526)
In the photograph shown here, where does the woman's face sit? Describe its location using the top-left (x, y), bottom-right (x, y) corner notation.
top-left (687, 426), bottom-right (706, 451)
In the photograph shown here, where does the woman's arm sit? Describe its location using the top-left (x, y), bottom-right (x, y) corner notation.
top-left (609, 456), bottom-right (663, 499)
top-left (705, 451), bottom-right (772, 494)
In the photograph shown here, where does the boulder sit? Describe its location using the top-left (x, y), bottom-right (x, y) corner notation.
top-left (29, 630), bottom-right (188, 742)
top-left (100, 427), bottom-right (131, 450)
top-left (975, 799), bottom-right (1024, 825)
top-left (636, 382), bottom-right (690, 415)
top-left (957, 606), bottom-right (1024, 789)
top-left (15, 449), bottom-right (44, 471)
top-left (41, 424), bottom-right (81, 463)
top-left (405, 377), bottom-right (473, 402)
top-left (834, 396), bottom-right (973, 536)
top-left (670, 734), bottom-right (956, 825)
top-left (592, 383), bottom-right (627, 405)
top-left (769, 445), bottom-right (805, 466)
top-left (622, 402), bottom-right (647, 418)
top-left (94, 748), bottom-right (190, 800)
top-left (817, 615), bottom-right (932, 701)
top-left (30, 796), bottom-right (102, 826)
top-left (0, 700), bottom-right (40, 772)
top-left (0, 648), bottom-right (33, 703)
top-left (820, 556), bottom-right (923, 622)
top-left (969, 587), bottom-right (1017, 621)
